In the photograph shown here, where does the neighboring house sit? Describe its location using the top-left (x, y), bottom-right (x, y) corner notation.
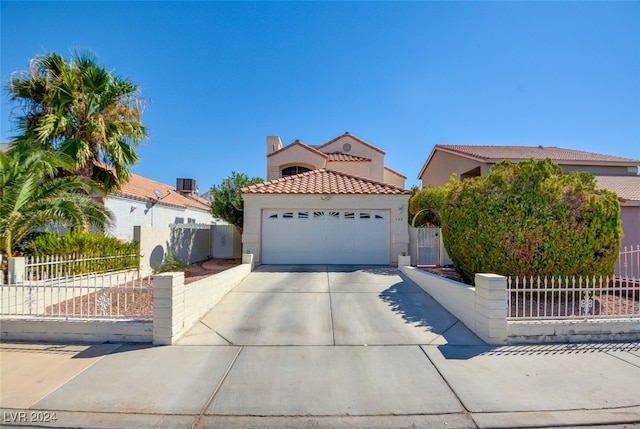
top-left (594, 175), bottom-right (640, 249)
top-left (242, 132), bottom-right (412, 265)
top-left (418, 145), bottom-right (640, 250)
top-left (100, 174), bottom-right (220, 242)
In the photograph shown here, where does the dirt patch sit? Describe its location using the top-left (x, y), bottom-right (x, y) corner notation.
top-left (184, 258), bottom-right (241, 284)
top-left (43, 259), bottom-right (243, 318)
top-left (45, 276), bottom-right (154, 319)
top-left (421, 266), bottom-right (466, 283)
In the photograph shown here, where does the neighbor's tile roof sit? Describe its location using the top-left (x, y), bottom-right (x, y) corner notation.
top-left (325, 152), bottom-right (370, 162)
top-left (595, 175), bottom-right (640, 202)
top-left (112, 173), bottom-right (211, 211)
top-left (437, 145), bottom-right (640, 164)
top-left (241, 169), bottom-right (411, 195)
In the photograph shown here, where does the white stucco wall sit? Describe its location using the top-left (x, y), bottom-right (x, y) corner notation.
top-left (242, 193), bottom-right (410, 265)
top-left (320, 136), bottom-right (386, 182)
top-left (620, 205), bottom-right (640, 251)
top-left (419, 151), bottom-right (486, 187)
top-left (266, 145), bottom-right (326, 181)
top-left (104, 195), bottom-right (217, 242)
top-left (384, 168), bottom-right (407, 188)
top-left (325, 160), bottom-right (370, 179)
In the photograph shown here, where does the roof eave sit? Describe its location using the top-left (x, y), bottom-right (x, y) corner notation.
top-left (267, 141), bottom-right (328, 159)
top-left (483, 158), bottom-right (640, 167)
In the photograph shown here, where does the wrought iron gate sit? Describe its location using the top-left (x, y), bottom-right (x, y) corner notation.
top-left (417, 227), bottom-right (440, 266)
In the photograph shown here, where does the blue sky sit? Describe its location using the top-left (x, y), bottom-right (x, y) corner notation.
top-left (2, 1), bottom-right (639, 190)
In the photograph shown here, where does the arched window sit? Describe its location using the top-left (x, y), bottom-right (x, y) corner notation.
top-left (281, 166), bottom-right (311, 177)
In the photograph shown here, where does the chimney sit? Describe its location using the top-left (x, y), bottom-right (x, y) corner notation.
top-left (267, 136), bottom-right (282, 155)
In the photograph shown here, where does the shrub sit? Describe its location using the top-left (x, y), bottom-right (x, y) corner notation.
top-left (24, 230), bottom-right (139, 273)
top-left (441, 159), bottom-right (622, 285)
top-left (153, 251), bottom-right (188, 273)
top-left (408, 184), bottom-right (450, 227)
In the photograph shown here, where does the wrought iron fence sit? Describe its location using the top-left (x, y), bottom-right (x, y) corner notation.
top-left (0, 271), bottom-right (152, 320)
top-left (507, 275), bottom-right (639, 320)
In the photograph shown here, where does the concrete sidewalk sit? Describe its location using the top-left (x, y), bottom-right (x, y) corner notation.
top-left (1, 265), bottom-right (639, 428)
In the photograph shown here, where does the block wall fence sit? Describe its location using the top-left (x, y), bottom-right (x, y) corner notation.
top-left (399, 259), bottom-right (640, 344)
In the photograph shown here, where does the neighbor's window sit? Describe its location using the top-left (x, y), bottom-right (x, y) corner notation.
top-left (282, 166), bottom-right (311, 177)
top-left (461, 166), bottom-right (481, 181)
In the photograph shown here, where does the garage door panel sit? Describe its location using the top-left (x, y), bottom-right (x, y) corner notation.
top-left (262, 210), bottom-right (389, 265)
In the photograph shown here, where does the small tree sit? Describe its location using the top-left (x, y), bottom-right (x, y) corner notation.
top-left (209, 171), bottom-right (263, 232)
top-left (0, 147), bottom-right (113, 268)
top-left (7, 51), bottom-right (147, 194)
top-left (441, 159), bottom-right (621, 285)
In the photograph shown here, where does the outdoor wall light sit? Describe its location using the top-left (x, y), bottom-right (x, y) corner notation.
top-left (398, 204), bottom-right (405, 213)
top-left (321, 195), bottom-right (332, 200)
top-left (130, 205), bottom-right (137, 212)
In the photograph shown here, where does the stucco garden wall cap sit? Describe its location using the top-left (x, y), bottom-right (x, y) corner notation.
top-left (240, 169), bottom-right (411, 195)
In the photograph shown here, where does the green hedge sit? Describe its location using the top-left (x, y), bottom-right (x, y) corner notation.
top-left (25, 231), bottom-right (139, 274)
top-left (441, 159), bottom-right (622, 285)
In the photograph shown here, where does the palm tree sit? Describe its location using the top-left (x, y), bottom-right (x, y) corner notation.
top-left (0, 146), bottom-right (114, 268)
top-left (7, 51), bottom-right (147, 194)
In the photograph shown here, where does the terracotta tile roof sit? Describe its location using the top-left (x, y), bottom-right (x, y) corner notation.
top-left (111, 173), bottom-right (211, 211)
top-left (437, 145), bottom-right (640, 164)
top-left (241, 169), bottom-right (411, 195)
top-left (316, 132), bottom-right (386, 155)
top-left (595, 175), bottom-right (640, 203)
top-left (325, 152), bottom-right (370, 162)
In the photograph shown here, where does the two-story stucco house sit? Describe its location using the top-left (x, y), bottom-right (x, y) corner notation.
top-left (241, 132), bottom-right (411, 265)
top-left (418, 145), bottom-right (640, 250)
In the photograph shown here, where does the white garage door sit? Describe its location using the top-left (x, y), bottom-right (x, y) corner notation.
top-left (262, 210), bottom-right (390, 265)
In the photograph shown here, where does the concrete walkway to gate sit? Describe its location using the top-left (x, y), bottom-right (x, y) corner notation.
top-left (1, 265), bottom-right (639, 429)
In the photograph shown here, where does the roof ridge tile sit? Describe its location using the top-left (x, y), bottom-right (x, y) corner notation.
top-left (241, 168), bottom-right (410, 195)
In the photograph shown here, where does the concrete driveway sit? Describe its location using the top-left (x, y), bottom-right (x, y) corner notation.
top-left (3, 265), bottom-right (640, 428)
top-left (177, 264), bottom-right (484, 346)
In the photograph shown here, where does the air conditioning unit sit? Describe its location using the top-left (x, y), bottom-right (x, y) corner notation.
top-left (176, 178), bottom-right (198, 194)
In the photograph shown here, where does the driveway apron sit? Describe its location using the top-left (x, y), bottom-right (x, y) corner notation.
top-left (175, 265), bottom-right (479, 417)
